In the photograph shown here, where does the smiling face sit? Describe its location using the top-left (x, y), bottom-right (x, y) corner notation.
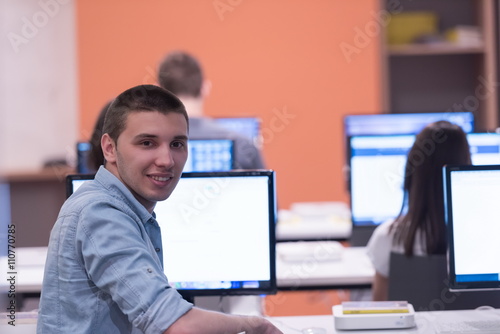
top-left (102, 111), bottom-right (188, 212)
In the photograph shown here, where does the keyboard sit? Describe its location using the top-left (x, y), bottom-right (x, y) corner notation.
top-left (276, 241), bottom-right (344, 262)
top-left (434, 319), bottom-right (500, 333)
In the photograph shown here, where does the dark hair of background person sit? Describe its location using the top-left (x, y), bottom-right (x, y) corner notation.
top-left (157, 51), bottom-right (203, 98)
top-left (87, 101), bottom-right (112, 172)
top-left (391, 120), bottom-right (472, 257)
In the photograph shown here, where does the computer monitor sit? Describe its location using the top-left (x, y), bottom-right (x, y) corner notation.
top-left (0, 183), bottom-right (10, 258)
top-left (343, 112), bottom-right (475, 137)
top-left (76, 142), bottom-right (94, 174)
top-left (443, 164), bottom-right (500, 291)
top-left (66, 174), bottom-right (94, 197)
top-left (76, 139), bottom-right (235, 174)
top-left (66, 170), bottom-right (277, 302)
top-left (184, 139), bottom-right (234, 172)
top-left (342, 112), bottom-right (475, 197)
top-left (214, 117), bottom-right (261, 144)
top-left (348, 132), bottom-right (500, 245)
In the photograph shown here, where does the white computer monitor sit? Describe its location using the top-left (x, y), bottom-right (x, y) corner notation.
top-left (443, 164), bottom-right (500, 291)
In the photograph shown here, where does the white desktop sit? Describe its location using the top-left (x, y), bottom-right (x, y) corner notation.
top-left (276, 202), bottom-right (352, 241)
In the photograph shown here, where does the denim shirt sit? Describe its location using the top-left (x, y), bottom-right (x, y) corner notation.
top-left (37, 167), bottom-right (193, 333)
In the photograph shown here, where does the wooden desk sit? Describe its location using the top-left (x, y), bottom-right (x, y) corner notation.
top-left (2, 166), bottom-right (74, 247)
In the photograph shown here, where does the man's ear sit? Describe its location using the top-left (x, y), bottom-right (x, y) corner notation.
top-left (101, 133), bottom-right (117, 164)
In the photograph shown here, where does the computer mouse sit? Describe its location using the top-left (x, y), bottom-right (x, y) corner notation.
top-left (301, 327), bottom-right (327, 334)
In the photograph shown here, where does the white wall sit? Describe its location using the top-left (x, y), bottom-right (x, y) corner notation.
top-left (0, 0), bottom-right (78, 173)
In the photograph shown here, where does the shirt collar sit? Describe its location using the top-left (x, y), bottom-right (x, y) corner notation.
top-left (94, 166), bottom-right (154, 223)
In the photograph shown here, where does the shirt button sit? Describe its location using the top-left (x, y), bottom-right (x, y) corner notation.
top-left (147, 268), bottom-right (153, 273)
top-left (155, 248), bottom-right (160, 252)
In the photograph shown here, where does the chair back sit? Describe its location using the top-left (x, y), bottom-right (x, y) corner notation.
top-left (388, 252), bottom-right (500, 311)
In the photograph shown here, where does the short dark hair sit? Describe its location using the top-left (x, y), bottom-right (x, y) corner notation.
top-left (392, 120), bottom-right (471, 256)
top-left (157, 51), bottom-right (203, 98)
top-left (103, 84), bottom-right (189, 144)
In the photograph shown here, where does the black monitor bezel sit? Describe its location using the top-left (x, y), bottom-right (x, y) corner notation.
top-left (443, 164), bottom-right (500, 291)
top-left (66, 173), bottom-right (95, 198)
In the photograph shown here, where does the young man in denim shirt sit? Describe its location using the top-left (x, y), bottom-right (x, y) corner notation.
top-left (37, 84), bottom-right (282, 334)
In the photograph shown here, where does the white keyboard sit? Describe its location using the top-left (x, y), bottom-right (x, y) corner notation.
top-left (434, 319), bottom-right (500, 333)
top-left (277, 241), bottom-right (344, 262)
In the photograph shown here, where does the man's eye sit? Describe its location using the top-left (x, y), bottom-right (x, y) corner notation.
top-left (141, 140), bottom-right (153, 147)
top-left (171, 141), bottom-right (185, 149)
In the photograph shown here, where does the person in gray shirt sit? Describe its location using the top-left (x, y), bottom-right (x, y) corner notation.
top-left (158, 51), bottom-right (265, 170)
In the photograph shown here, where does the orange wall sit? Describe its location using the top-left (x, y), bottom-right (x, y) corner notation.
top-left (76, 1), bottom-right (382, 209)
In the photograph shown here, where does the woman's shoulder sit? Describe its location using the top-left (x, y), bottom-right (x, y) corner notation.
top-left (372, 219), bottom-right (396, 237)
top-left (367, 219), bottom-right (396, 251)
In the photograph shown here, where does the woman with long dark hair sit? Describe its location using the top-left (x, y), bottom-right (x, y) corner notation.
top-left (366, 120), bottom-right (472, 300)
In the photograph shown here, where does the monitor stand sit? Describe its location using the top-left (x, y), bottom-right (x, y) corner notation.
top-left (349, 226), bottom-right (376, 247)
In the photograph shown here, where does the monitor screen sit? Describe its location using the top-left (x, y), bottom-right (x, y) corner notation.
top-left (184, 139), bottom-right (234, 172)
top-left (349, 132), bottom-right (500, 227)
top-left (76, 142), bottom-right (94, 174)
top-left (66, 170), bottom-right (277, 300)
top-left (443, 164), bottom-right (500, 291)
top-left (344, 112), bottom-right (474, 137)
top-left (65, 175), bottom-right (93, 198)
top-left (0, 183), bottom-right (10, 257)
top-left (214, 117), bottom-right (261, 144)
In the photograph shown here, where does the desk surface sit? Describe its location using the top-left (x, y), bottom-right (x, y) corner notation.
top-left (269, 308), bottom-right (500, 333)
top-left (276, 204), bottom-right (352, 241)
top-left (2, 166), bottom-right (75, 182)
top-left (276, 243), bottom-right (374, 289)
top-left (276, 220), bottom-right (352, 241)
top-left (2, 309), bottom-right (500, 333)
top-left (0, 244), bottom-right (374, 293)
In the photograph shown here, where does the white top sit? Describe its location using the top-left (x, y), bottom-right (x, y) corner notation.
top-left (366, 220), bottom-right (426, 277)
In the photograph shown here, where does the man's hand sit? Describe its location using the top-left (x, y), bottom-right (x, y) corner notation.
top-left (243, 316), bottom-right (283, 334)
